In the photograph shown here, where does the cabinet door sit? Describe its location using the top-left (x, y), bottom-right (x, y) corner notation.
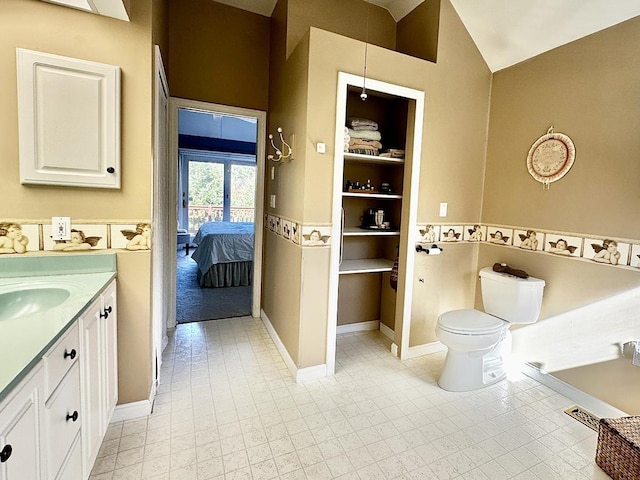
top-left (16, 48), bottom-right (121, 189)
top-left (101, 281), bottom-right (118, 427)
top-left (79, 298), bottom-right (103, 477)
top-left (0, 367), bottom-right (43, 480)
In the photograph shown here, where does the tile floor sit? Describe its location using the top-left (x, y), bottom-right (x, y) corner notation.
top-left (90, 317), bottom-right (611, 479)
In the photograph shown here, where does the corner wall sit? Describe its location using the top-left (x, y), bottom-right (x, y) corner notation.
top-left (482, 16), bottom-right (640, 414)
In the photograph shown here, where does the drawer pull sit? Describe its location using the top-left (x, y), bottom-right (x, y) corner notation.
top-left (0, 445), bottom-right (12, 462)
top-left (66, 411), bottom-right (79, 423)
top-left (107, 167), bottom-right (115, 174)
top-left (63, 349), bottom-right (77, 360)
top-left (100, 306), bottom-right (112, 319)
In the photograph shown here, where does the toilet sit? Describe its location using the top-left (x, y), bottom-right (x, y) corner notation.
top-left (436, 266), bottom-right (545, 392)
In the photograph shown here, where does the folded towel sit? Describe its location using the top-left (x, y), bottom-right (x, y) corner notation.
top-left (349, 138), bottom-right (382, 150)
top-left (347, 128), bottom-right (381, 141)
top-left (348, 118), bottom-right (378, 130)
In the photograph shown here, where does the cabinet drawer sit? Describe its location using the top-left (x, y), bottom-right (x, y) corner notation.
top-left (45, 363), bottom-right (81, 480)
top-left (43, 323), bottom-right (79, 400)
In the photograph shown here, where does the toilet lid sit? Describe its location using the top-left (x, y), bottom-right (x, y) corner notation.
top-left (438, 309), bottom-right (505, 335)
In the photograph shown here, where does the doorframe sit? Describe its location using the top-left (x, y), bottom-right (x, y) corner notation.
top-left (168, 97), bottom-right (266, 324)
top-left (151, 45), bottom-right (170, 394)
top-left (327, 72), bottom-right (424, 374)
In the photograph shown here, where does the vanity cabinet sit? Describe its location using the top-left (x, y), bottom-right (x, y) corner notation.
top-left (0, 367), bottom-right (44, 480)
top-left (80, 281), bottom-right (117, 478)
top-left (0, 278), bottom-right (117, 480)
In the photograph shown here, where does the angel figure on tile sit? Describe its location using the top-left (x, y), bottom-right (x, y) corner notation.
top-left (548, 239), bottom-right (577, 256)
top-left (519, 230), bottom-right (539, 251)
top-left (0, 223), bottom-right (29, 254)
top-left (121, 223), bottom-right (151, 250)
top-left (53, 229), bottom-right (101, 251)
top-left (489, 230), bottom-right (509, 245)
top-left (468, 225), bottom-right (483, 242)
top-left (442, 228), bottom-right (461, 242)
top-left (303, 229), bottom-right (330, 246)
top-left (592, 239), bottom-right (621, 265)
top-left (419, 225), bottom-right (436, 243)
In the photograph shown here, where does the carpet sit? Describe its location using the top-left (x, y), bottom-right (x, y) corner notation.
top-left (176, 250), bottom-right (252, 323)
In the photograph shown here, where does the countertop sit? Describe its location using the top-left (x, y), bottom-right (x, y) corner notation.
top-left (0, 253), bottom-right (116, 402)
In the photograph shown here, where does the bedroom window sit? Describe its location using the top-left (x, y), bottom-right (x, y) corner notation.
top-left (181, 150), bottom-right (256, 233)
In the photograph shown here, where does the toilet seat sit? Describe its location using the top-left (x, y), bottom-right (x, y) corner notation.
top-left (438, 309), bottom-right (505, 335)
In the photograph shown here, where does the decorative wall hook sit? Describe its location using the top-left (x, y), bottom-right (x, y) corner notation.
top-left (268, 127), bottom-right (293, 162)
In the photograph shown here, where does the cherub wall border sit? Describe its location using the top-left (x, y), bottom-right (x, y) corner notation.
top-left (417, 224), bottom-right (640, 269)
top-left (0, 221), bottom-right (152, 254)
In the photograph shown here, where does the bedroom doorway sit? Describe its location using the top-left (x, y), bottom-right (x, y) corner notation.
top-left (169, 98), bottom-right (265, 327)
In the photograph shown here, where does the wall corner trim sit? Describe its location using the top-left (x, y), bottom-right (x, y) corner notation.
top-left (520, 362), bottom-right (628, 418)
top-left (260, 309), bottom-right (327, 383)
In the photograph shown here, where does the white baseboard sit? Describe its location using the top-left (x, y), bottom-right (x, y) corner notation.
top-left (379, 322), bottom-right (394, 341)
top-left (336, 320), bottom-right (379, 334)
top-left (405, 341), bottom-right (447, 359)
top-left (110, 380), bottom-right (156, 423)
top-left (260, 309), bottom-right (327, 383)
top-left (521, 362), bottom-right (628, 417)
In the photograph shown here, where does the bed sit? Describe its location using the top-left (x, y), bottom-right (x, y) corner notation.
top-left (191, 221), bottom-right (254, 288)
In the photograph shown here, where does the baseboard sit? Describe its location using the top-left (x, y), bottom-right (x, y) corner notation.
top-left (521, 362), bottom-right (628, 418)
top-left (260, 309), bottom-right (327, 383)
top-left (405, 341), bottom-right (447, 359)
top-left (336, 320), bottom-right (379, 334)
top-left (379, 322), bottom-right (394, 341)
top-left (110, 381), bottom-right (156, 423)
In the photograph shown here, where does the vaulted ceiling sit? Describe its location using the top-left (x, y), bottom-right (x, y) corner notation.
top-left (212, 0), bottom-right (640, 72)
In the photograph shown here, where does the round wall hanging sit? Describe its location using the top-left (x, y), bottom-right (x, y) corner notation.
top-left (526, 126), bottom-right (575, 189)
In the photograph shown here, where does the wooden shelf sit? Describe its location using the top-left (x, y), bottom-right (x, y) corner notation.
top-left (342, 192), bottom-right (402, 200)
top-left (344, 152), bottom-right (405, 165)
top-left (343, 227), bottom-right (400, 236)
top-left (339, 258), bottom-right (394, 274)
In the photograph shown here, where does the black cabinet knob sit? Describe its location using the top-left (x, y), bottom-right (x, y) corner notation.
top-left (66, 411), bottom-right (79, 422)
top-left (63, 349), bottom-right (76, 360)
top-left (107, 167), bottom-right (115, 174)
top-left (0, 445), bottom-right (12, 463)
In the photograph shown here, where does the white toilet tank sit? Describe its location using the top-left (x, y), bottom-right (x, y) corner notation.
top-left (479, 266), bottom-right (545, 324)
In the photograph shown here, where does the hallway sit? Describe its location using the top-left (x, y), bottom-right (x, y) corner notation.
top-left (91, 317), bottom-right (608, 479)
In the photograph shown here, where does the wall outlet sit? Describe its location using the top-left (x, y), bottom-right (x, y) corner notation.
top-left (316, 142), bottom-right (326, 154)
top-left (51, 216), bottom-right (71, 240)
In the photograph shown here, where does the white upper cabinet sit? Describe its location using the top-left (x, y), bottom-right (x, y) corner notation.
top-left (16, 49), bottom-right (121, 189)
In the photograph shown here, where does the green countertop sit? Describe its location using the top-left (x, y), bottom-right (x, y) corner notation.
top-left (0, 253), bottom-right (116, 402)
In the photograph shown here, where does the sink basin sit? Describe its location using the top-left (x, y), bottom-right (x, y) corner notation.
top-left (0, 287), bottom-right (71, 321)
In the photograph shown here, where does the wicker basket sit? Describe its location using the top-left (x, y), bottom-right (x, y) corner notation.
top-left (595, 416), bottom-right (640, 480)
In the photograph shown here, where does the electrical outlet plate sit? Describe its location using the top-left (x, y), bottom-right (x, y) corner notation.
top-left (51, 216), bottom-right (71, 240)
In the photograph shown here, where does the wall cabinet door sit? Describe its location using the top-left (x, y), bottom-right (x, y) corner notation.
top-left (16, 48), bottom-right (121, 189)
top-left (0, 367), bottom-right (44, 480)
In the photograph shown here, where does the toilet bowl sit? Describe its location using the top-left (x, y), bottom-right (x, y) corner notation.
top-left (435, 266), bottom-right (545, 392)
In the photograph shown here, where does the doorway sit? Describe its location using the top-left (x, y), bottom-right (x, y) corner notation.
top-left (168, 98), bottom-right (265, 328)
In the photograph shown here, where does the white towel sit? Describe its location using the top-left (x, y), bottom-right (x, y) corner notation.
top-left (347, 128), bottom-right (381, 141)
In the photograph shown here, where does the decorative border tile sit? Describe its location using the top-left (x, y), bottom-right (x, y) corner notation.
top-left (631, 245), bottom-right (640, 268)
top-left (417, 224), bottom-right (439, 243)
top-left (463, 224), bottom-right (486, 242)
top-left (544, 233), bottom-right (582, 258)
top-left (440, 225), bottom-right (463, 242)
top-left (514, 229), bottom-right (544, 251)
top-left (0, 220), bottom-right (152, 256)
top-left (487, 226), bottom-right (513, 246)
top-left (584, 238), bottom-right (630, 266)
top-left (301, 226), bottom-right (331, 247)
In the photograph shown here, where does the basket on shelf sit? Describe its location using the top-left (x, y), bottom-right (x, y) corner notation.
top-left (595, 416), bottom-right (640, 480)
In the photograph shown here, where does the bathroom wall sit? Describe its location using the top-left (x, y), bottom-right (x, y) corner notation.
top-left (0, 0), bottom-right (155, 405)
top-left (480, 16), bottom-right (640, 414)
top-left (167, 0), bottom-right (271, 112)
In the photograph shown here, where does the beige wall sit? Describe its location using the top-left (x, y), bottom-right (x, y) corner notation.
top-left (482, 17), bottom-right (640, 414)
top-left (0, 0), bottom-right (155, 405)
top-left (397, 0), bottom-right (440, 63)
top-left (167, 0), bottom-right (270, 111)
top-left (286, 0), bottom-right (396, 58)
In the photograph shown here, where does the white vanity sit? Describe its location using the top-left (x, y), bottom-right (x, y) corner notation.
top-left (0, 253), bottom-right (117, 480)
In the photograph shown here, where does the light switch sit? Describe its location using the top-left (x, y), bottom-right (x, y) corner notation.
top-left (439, 202), bottom-right (448, 217)
top-left (316, 142), bottom-right (326, 154)
top-left (270, 194), bottom-right (276, 208)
